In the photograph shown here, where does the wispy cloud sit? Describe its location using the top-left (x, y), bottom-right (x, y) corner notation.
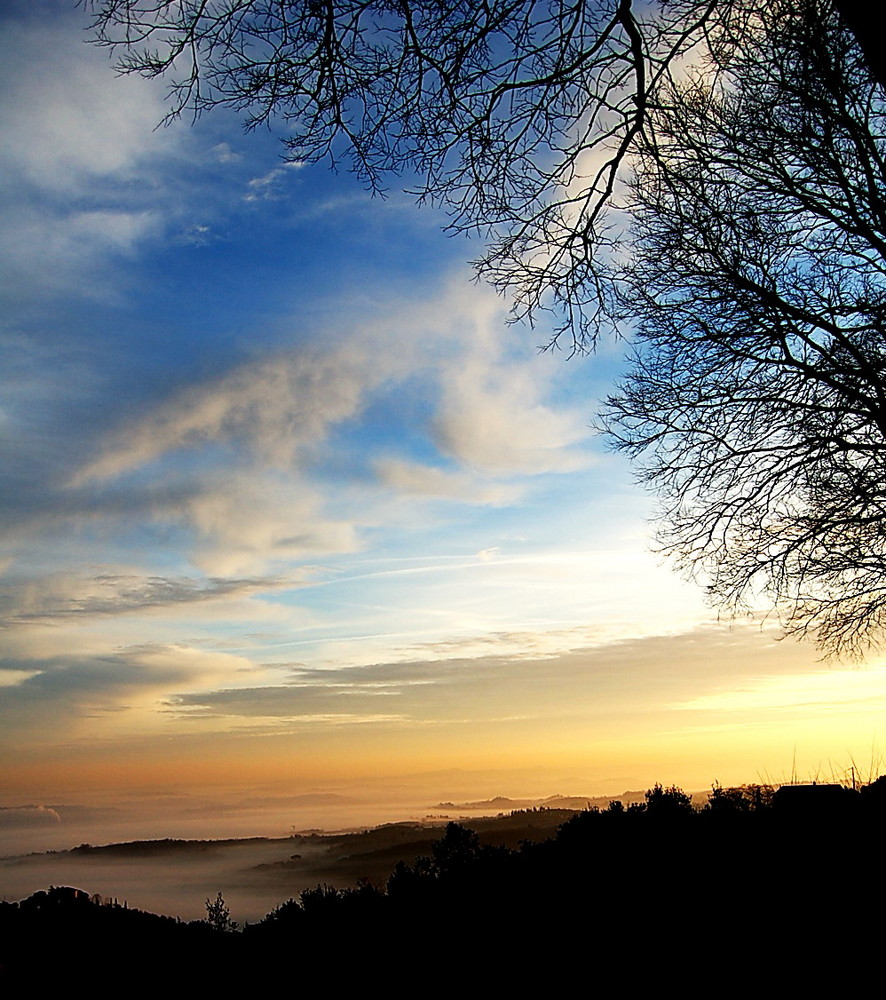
top-left (0, 643), bottom-right (259, 734)
top-left (430, 305), bottom-right (593, 475)
top-left (0, 11), bottom-right (184, 300)
top-left (0, 572), bottom-right (291, 625)
top-left (71, 345), bottom-right (382, 484)
top-left (375, 458), bottom-right (521, 505)
top-left (675, 663), bottom-right (886, 714)
top-left (55, 280), bottom-right (596, 579)
top-left (165, 623), bottom-right (833, 735)
top-left (244, 162), bottom-right (304, 201)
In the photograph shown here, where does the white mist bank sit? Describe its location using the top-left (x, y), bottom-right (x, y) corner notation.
top-left (0, 777), bottom-right (638, 921)
top-left (1, 838), bottom-right (323, 923)
top-left (0, 796), bottom-right (431, 859)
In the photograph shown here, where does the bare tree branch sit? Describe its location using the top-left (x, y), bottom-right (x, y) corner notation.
top-left (81, 1), bottom-right (886, 656)
top-left (605, 1), bottom-right (886, 657)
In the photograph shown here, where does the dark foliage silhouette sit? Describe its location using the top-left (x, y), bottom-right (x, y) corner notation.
top-left (204, 890), bottom-right (237, 931)
top-left (3, 783), bottom-right (884, 989)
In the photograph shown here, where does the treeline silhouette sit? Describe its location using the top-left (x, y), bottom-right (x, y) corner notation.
top-left (4, 780), bottom-right (884, 988)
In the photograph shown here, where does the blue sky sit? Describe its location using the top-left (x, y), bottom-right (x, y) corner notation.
top-left (3, 2), bottom-right (886, 844)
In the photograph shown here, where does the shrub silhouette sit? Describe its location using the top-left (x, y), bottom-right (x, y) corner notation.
top-left (204, 891), bottom-right (237, 932)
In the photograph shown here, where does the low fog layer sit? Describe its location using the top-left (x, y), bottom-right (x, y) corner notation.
top-left (0, 800), bottom-right (608, 922)
top-left (2, 836), bottom-right (335, 922)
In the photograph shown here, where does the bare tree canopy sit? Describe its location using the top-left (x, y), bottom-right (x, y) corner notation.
top-left (83, 0), bottom-right (886, 656)
top-left (81, 0), bottom-right (728, 346)
top-left (606, 1), bottom-right (886, 656)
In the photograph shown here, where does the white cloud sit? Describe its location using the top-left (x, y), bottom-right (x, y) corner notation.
top-left (74, 279), bottom-right (593, 487)
top-left (0, 10), bottom-right (186, 300)
top-left (213, 143), bottom-right (241, 164)
top-left (428, 297), bottom-right (594, 474)
top-left (375, 458), bottom-right (521, 505)
top-left (1, 206), bottom-right (161, 301)
top-left (179, 476), bottom-right (361, 576)
top-left (245, 162), bottom-right (305, 201)
top-left (433, 383), bottom-right (591, 474)
top-left (73, 344), bottom-right (379, 484)
top-left (59, 279), bottom-right (599, 576)
top-left (0, 16), bottom-right (176, 193)
top-left (676, 664), bottom-right (886, 714)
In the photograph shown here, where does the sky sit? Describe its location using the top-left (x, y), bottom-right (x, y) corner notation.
top-left (3, 0), bottom-right (886, 854)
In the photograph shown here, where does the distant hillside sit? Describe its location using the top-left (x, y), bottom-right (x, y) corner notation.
top-left (431, 790), bottom-right (650, 811)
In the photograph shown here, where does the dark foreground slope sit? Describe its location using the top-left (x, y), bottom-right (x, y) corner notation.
top-left (3, 783), bottom-right (884, 989)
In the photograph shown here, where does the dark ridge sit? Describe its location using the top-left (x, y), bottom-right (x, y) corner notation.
top-left (66, 836), bottom-right (274, 858)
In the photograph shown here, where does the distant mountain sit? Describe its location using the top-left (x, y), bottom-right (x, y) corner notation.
top-left (431, 790), bottom-right (648, 811)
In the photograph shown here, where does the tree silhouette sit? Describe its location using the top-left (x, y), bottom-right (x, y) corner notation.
top-left (204, 891), bottom-right (237, 932)
top-left (82, 1), bottom-right (886, 653)
top-left (83, 0), bottom-right (843, 348)
top-left (644, 783), bottom-right (693, 816)
top-left (605, 1), bottom-right (886, 656)
top-left (431, 821), bottom-right (481, 874)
